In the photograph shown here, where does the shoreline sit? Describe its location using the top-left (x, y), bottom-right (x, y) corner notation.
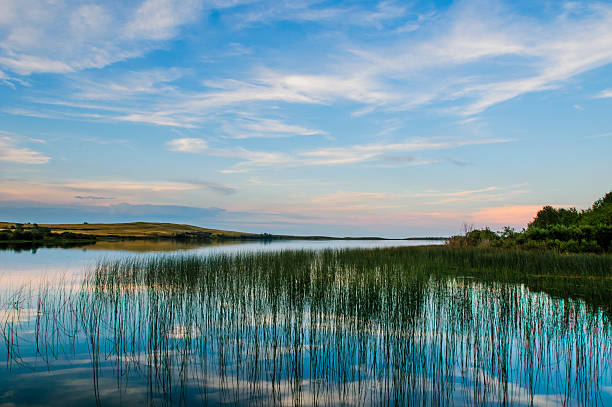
top-left (0, 221), bottom-right (449, 244)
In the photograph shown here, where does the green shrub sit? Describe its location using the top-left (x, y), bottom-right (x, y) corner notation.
top-left (559, 239), bottom-right (580, 253)
top-left (579, 239), bottom-right (601, 253)
top-left (595, 227), bottom-right (612, 251)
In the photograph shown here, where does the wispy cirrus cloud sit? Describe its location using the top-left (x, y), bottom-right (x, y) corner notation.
top-left (227, 184), bottom-right (535, 235)
top-left (595, 89), bottom-right (612, 99)
top-left (0, 0), bottom-right (204, 75)
top-left (3, 1), bottom-right (607, 237)
top-left (0, 178), bottom-right (234, 205)
top-left (4, 0), bottom-right (609, 136)
top-left (167, 138), bottom-right (208, 152)
top-left (0, 69), bottom-right (27, 88)
top-left (217, 136), bottom-right (511, 172)
top-left (216, 148), bottom-right (293, 173)
top-left (415, 184), bottom-right (528, 205)
top-left (3, 1), bottom-right (612, 123)
top-left (414, 186), bottom-right (500, 198)
top-left (72, 68), bottom-right (187, 100)
top-left (298, 137), bottom-right (499, 165)
top-left (1, 0), bottom-right (409, 77)
top-left (124, 0), bottom-right (203, 41)
top-left (303, 184), bottom-right (528, 213)
top-left (340, 1), bottom-right (612, 116)
top-left (119, 113), bottom-right (198, 128)
top-left (64, 180), bottom-right (214, 192)
top-left (225, 0), bottom-right (412, 29)
top-left (74, 195), bottom-right (115, 200)
top-left (221, 115), bottom-right (325, 139)
top-left (173, 179), bottom-right (236, 195)
top-left (143, 1), bottom-right (612, 121)
top-left (0, 135), bottom-right (50, 164)
top-left (21, 70), bottom-right (370, 129)
top-left (0, 200), bottom-right (229, 225)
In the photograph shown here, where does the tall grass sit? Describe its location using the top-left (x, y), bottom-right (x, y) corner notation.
top-left (2, 246), bottom-right (611, 406)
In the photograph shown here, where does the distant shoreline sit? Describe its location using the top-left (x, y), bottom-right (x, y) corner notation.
top-left (0, 221), bottom-right (449, 245)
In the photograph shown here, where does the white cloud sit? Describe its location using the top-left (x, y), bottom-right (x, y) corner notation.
top-left (2, 107), bottom-right (107, 121)
top-left (64, 70), bottom-right (397, 128)
top-left (124, 0), bottom-right (203, 41)
top-left (73, 69), bottom-right (186, 100)
top-left (331, 1), bottom-right (612, 116)
top-left (0, 55), bottom-right (73, 75)
top-left (297, 137), bottom-right (510, 165)
top-left (70, 4), bottom-right (112, 38)
top-left (65, 180), bottom-right (206, 192)
top-left (214, 147), bottom-right (293, 168)
top-left (0, 178), bottom-right (234, 203)
top-left (263, 71), bottom-right (392, 105)
top-left (0, 68), bottom-right (27, 87)
top-left (0, 135), bottom-right (50, 164)
top-left (167, 137), bottom-right (208, 152)
top-left (222, 116), bottom-right (325, 139)
top-left (119, 113), bottom-right (197, 128)
top-left (68, 3), bottom-right (612, 124)
top-left (228, 2), bottom-right (612, 117)
top-left (0, 0), bottom-right (204, 75)
top-left (414, 184), bottom-right (528, 205)
top-left (4, 0), bottom-right (612, 128)
top-left (35, 69), bottom-right (394, 128)
top-left (595, 89), bottom-right (612, 99)
top-left (217, 136), bottom-right (511, 171)
top-left (228, 0), bottom-right (410, 28)
top-left (413, 187), bottom-right (500, 198)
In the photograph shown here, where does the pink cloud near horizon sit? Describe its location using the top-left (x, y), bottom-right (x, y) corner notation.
top-left (469, 205), bottom-right (543, 228)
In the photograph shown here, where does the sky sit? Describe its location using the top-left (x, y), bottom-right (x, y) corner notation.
top-left (0, 0), bottom-right (611, 237)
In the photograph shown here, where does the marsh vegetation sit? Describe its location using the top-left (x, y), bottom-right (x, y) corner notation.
top-left (0, 222), bottom-right (96, 244)
top-left (449, 191), bottom-right (612, 253)
top-left (2, 246), bottom-right (611, 406)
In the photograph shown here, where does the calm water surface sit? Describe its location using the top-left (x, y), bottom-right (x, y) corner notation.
top-left (0, 239), bottom-right (442, 277)
top-left (1, 240), bottom-right (610, 406)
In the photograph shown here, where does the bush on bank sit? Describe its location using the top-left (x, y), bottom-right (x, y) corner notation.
top-left (448, 191), bottom-right (612, 253)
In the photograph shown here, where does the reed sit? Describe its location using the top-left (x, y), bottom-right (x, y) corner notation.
top-left (2, 246), bottom-right (611, 406)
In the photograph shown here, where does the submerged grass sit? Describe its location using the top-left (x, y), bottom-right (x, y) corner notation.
top-left (2, 246), bottom-right (612, 406)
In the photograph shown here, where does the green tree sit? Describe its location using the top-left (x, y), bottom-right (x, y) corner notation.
top-left (592, 191), bottom-right (612, 210)
top-left (529, 206), bottom-right (579, 228)
top-left (581, 191), bottom-right (612, 226)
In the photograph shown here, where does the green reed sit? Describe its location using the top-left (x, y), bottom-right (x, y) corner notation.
top-left (2, 246), bottom-right (612, 406)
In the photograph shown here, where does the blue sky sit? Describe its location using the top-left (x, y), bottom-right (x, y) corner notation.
top-left (0, 0), bottom-right (611, 237)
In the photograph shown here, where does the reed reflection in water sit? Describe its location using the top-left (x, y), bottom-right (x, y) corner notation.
top-left (2, 247), bottom-right (611, 406)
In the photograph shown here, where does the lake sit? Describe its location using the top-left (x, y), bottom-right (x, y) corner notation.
top-left (1, 240), bottom-right (611, 406)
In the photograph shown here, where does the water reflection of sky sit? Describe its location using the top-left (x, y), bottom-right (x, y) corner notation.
top-left (2, 241), bottom-right (611, 407)
top-left (3, 301), bottom-right (610, 407)
top-left (0, 239), bottom-right (442, 276)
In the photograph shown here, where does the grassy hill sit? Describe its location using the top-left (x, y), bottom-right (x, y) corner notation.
top-left (0, 221), bottom-right (255, 241)
top-left (0, 221), bottom-right (445, 244)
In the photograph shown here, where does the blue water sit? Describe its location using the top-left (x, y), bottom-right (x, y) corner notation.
top-left (0, 239), bottom-right (443, 276)
top-left (1, 240), bottom-right (611, 407)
